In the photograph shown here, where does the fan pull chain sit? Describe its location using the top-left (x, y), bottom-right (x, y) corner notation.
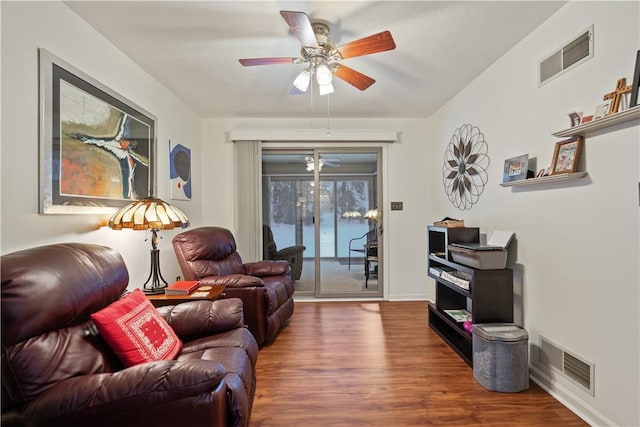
top-left (326, 93), bottom-right (331, 136)
top-left (310, 77), bottom-right (315, 128)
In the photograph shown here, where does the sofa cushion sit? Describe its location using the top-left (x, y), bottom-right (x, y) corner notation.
top-left (91, 289), bottom-right (182, 367)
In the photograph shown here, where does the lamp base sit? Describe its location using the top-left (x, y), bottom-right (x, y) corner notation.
top-left (143, 287), bottom-right (166, 296)
top-left (142, 229), bottom-right (169, 296)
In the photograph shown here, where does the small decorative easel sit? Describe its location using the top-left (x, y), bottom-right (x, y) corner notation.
top-left (603, 77), bottom-right (632, 114)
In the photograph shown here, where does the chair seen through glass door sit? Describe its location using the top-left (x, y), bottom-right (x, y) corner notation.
top-left (261, 150), bottom-right (381, 298)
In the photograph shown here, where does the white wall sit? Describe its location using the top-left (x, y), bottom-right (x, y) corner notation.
top-left (426, 2), bottom-right (639, 426)
top-left (1, 1), bottom-right (203, 286)
top-left (201, 117), bottom-right (432, 300)
top-left (2, 1), bottom-right (638, 425)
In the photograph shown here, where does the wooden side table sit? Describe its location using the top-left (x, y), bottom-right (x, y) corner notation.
top-left (146, 284), bottom-right (226, 307)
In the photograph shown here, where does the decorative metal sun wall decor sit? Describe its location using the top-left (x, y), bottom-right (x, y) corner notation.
top-left (442, 124), bottom-right (490, 210)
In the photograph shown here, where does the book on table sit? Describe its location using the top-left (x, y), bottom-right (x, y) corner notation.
top-left (164, 280), bottom-right (200, 295)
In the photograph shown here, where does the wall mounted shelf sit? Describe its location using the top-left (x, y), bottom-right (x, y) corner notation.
top-left (499, 172), bottom-right (588, 187)
top-left (552, 105), bottom-right (640, 138)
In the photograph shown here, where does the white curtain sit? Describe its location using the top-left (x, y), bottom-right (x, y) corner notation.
top-left (233, 140), bottom-right (262, 262)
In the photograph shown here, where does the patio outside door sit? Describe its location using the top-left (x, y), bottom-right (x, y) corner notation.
top-left (262, 149), bottom-right (382, 298)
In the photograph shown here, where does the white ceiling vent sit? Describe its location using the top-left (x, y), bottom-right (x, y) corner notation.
top-left (535, 335), bottom-right (595, 396)
top-left (539, 25), bottom-right (594, 86)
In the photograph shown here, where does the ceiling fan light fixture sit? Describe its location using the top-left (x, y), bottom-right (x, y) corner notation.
top-left (293, 68), bottom-right (311, 92)
top-left (315, 63), bottom-right (333, 85)
top-left (239, 11), bottom-right (396, 96)
top-left (305, 156), bottom-right (324, 172)
top-left (318, 81), bottom-right (334, 96)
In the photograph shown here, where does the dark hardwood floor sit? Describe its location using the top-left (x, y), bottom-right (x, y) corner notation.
top-left (251, 301), bottom-right (587, 426)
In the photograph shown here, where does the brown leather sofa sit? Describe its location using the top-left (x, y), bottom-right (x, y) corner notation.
top-left (173, 226), bottom-right (294, 346)
top-left (1, 243), bottom-right (257, 427)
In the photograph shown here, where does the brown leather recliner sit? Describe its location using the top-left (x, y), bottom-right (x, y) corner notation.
top-left (263, 225), bottom-right (306, 281)
top-left (173, 226), bottom-right (294, 346)
top-left (1, 243), bottom-right (257, 427)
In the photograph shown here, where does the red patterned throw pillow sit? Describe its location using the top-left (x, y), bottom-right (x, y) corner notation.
top-left (90, 288), bottom-right (182, 367)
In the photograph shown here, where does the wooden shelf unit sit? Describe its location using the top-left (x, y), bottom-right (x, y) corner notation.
top-left (552, 105), bottom-right (640, 138)
top-left (499, 172), bottom-right (588, 187)
top-left (427, 226), bottom-right (514, 366)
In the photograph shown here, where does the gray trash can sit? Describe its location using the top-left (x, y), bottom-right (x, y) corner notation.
top-left (473, 323), bottom-right (529, 392)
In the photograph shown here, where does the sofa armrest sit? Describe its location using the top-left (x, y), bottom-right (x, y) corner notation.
top-left (244, 260), bottom-right (290, 277)
top-left (275, 245), bottom-right (306, 259)
top-left (157, 298), bottom-right (245, 339)
top-left (199, 274), bottom-right (264, 288)
top-left (22, 359), bottom-right (226, 421)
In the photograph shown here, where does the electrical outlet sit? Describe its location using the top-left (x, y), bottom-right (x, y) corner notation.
top-left (390, 201), bottom-right (403, 211)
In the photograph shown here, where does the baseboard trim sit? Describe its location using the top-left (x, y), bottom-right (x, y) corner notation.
top-left (530, 366), bottom-right (616, 427)
top-left (388, 294), bottom-right (431, 301)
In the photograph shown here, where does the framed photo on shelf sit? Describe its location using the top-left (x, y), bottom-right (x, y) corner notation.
top-left (503, 154), bottom-right (529, 183)
top-left (39, 48), bottom-right (156, 214)
top-left (593, 101), bottom-right (611, 120)
top-left (568, 111), bottom-right (582, 127)
top-left (550, 137), bottom-right (583, 175)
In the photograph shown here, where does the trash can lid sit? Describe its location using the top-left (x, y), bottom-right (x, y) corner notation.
top-left (473, 323), bottom-right (528, 342)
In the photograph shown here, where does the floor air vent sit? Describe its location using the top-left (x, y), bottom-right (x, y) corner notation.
top-left (537, 335), bottom-right (595, 395)
top-left (539, 25), bottom-right (593, 85)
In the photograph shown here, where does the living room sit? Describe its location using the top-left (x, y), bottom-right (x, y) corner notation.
top-left (1, 1), bottom-right (638, 426)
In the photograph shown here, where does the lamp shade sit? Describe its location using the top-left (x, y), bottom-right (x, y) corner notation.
top-left (342, 211), bottom-right (362, 218)
top-left (109, 196), bottom-right (189, 231)
top-left (364, 208), bottom-right (379, 220)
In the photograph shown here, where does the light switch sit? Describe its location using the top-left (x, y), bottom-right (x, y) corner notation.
top-left (390, 201), bottom-right (403, 211)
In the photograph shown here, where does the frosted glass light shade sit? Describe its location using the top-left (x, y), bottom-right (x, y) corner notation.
top-left (293, 69), bottom-right (311, 92)
top-left (315, 63), bottom-right (333, 85)
top-left (318, 82), bottom-right (334, 96)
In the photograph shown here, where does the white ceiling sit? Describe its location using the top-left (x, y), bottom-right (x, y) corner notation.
top-left (65, 1), bottom-right (566, 119)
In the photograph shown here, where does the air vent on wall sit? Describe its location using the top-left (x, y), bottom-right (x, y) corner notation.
top-left (539, 25), bottom-right (594, 86)
top-left (536, 335), bottom-right (595, 395)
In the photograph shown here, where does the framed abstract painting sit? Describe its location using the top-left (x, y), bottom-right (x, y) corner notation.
top-left (39, 48), bottom-right (156, 214)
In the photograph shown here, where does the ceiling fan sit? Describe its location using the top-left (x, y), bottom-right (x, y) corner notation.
top-left (239, 10), bottom-right (396, 95)
top-left (304, 155), bottom-right (340, 171)
top-left (288, 155), bottom-right (340, 172)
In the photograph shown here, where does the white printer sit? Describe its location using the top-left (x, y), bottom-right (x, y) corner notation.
top-left (447, 231), bottom-right (514, 270)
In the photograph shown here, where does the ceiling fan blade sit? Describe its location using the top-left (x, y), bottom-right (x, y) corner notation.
top-left (280, 11), bottom-right (319, 48)
top-left (335, 30), bottom-right (396, 59)
top-left (239, 57), bottom-right (299, 66)
top-left (333, 64), bottom-right (376, 91)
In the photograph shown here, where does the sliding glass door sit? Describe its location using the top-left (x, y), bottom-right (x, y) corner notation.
top-left (262, 149), bottom-right (382, 298)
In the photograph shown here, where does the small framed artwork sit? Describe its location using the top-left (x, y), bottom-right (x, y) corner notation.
top-left (503, 154), bottom-right (529, 183)
top-left (630, 50), bottom-right (640, 108)
top-left (568, 111), bottom-right (582, 127)
top-left (536, 168), bottom-right (549, 178)
top-left (580, 115), bottom-right (593, 124)
top-left (169, 141), bottom-right (192, 200)
top-left (39, 48), bottom-right (156, 214)
top-left (550, 137), bottom-right (583, 175)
